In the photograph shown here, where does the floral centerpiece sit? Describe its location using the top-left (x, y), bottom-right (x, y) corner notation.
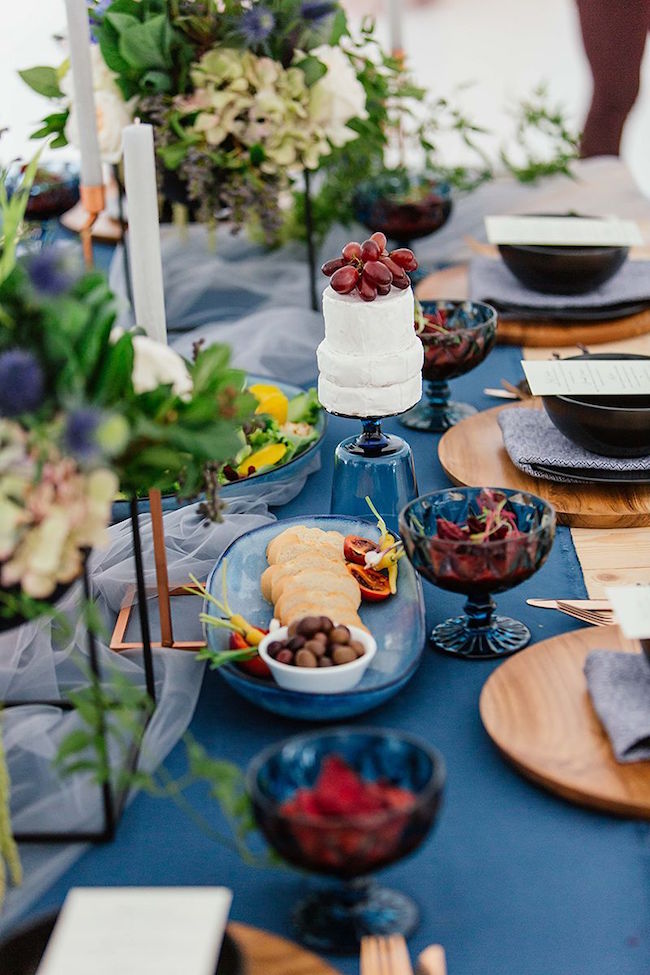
top-left (0, 167), bottom-right (255, 620)
top-left (21, 3), bottom-right (579, 245)
top-left (22, 0), bottom-right (384, 241)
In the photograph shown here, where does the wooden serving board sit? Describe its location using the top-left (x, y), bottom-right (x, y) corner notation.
top-left (479, 625), bottom-right (650, 818)
top-left (229, 922), bottom-right (341, 975)
top-left (437, 401), bottom-right (650, 528)
top-left (415, 264), bottom-right (650, 347)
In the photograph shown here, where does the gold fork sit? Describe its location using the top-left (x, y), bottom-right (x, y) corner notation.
top-left (361, 935), bottom-right (415, 975)
top-left (555, 601), bottom-right (613, 627)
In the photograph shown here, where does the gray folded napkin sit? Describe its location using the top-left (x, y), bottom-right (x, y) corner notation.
top-left (498, 407), bottom-right (650, 482)
top-left (584, 650), bottom-right (650, 762)
top-left (469, 256), bottom-right (650, 311)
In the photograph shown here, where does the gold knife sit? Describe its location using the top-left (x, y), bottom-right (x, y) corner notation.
top-left (527, 598), bottom-right (612, 611)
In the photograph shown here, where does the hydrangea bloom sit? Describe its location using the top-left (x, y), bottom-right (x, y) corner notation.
top-left (178, 45), bottom-right (367, 176)
top-left (0, 421), bottom-right (117, 599)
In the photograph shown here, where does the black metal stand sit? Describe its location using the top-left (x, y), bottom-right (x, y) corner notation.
top-left (2, 505), bottom-right (156, 843)
top-left (304, 169), bottom-right (318, 312)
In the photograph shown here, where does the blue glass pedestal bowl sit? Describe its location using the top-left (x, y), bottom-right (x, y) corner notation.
top-left (330, 418), bottom-right (418, 533)
top-left (400, 488), bottom-right (556, 659)
top-left (247, 728), bottom-right (445, 954)
top-left (400, 301), bottom-right (497, 433)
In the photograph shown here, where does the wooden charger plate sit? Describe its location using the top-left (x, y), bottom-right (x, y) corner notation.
top-left (479, 625), bottom-right (650, 818)
top-left (437, 401), bottom-right (650, 528)
top-left (230, 922), bottom-right (341, 975)
top-left (415, 264), bottom-right (650, 347)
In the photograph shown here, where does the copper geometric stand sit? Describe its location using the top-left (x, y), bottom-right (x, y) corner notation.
top-left (109, 489), bottom-right (206, 652)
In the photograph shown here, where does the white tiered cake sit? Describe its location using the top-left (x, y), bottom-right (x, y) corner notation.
top-left (317, 285), bottom-right (423, 417)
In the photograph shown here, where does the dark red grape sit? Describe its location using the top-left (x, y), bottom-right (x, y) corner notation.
top-left (358, 274), bottom-right (378, 301)
top-left (370, 231), bottom-right (387, 251)
top-left (321, 257), bottom-right (345, 277)
top-left (331, 265), bottom-right (360, 294)
top-left (378, 255), bottom-right (406, 280)
top-left (376, 282), bottom-right (391, 296)
top-left (363, 260), bottom-right (392, 287)
top-left (392, 274), bottom-right (410, 290)
top-left (360, 238), bottom-right (381, 262)
top-left (342, 241), bottom-right (362, 261)
top-left (390, 248), bottom-right (418, 271)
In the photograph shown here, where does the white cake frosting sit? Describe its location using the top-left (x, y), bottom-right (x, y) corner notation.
top-left (318, 374), bottom-right (423, 418)
top-left (317, 284), bottom-right (423, 417)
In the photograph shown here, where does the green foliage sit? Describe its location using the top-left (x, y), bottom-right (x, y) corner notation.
top-left (0, 716), bottom-right (22, 910)
top-left (56, 669), bottom-right (271, 864)
top-left (18, 66), bottom-right (64, 99)
top-left (0, 189), bottom-right (256, 506)
top-left (0, 149), bottom-right (42, 286)
top-left (0, 589), bottom-right (72, 636)
top-left (100, 1), bottom-right (183, 98)
top-left (500, 84), bottom-right (581, 183)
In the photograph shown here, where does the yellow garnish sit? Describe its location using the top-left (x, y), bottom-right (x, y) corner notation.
top-left (254, 391), bottom-right (289, 424)
top-left (249, 383), bottom-right (282, 400)
top-left (237, 442), bottom-right (287, 475)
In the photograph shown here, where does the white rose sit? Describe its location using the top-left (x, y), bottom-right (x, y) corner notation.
top-left (130, 335), bottom-right (194, 400)
top-left (308, 45), bottom-right (368, 148)
top-left (62, 44), bottom-right (136, 163)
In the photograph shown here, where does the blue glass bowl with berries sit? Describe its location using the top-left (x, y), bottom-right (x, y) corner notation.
top-left (400, 300), bottom-right (497, 432)
top-left (400, 487), bottom-right (556, 658)
top-left (247, 727), bottom-right (445, 954)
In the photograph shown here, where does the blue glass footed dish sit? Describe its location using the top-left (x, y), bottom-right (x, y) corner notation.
top-left (246, 727), bottom-right (446, 954)
top-left (400, 487), bottom-right (556, 659)
top-left (330, 418), bottom-right (418, 533)
top-left (205, 515), bottom-right (425, 720)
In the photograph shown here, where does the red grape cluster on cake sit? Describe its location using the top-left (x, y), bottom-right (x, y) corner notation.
top-left (317, 234), bottom-right (423, 417)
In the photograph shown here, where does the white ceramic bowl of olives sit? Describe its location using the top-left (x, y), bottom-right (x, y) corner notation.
top-left (258, 616), bottom-right (377, 694)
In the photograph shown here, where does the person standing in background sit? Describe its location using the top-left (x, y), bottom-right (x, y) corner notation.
top-left (576, 0), bottom-right (650, 157)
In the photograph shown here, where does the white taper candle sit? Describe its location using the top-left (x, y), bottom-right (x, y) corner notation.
top-left (387, 0), bottom-right (404, 54)
top-left (122, 122), bottom-right (168, 344)
top-left (64, 0), bottom-right (103, 187)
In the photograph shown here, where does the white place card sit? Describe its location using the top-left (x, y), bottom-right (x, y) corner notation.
top-left (521, 359), bottom-right (650, 397)
top-left (606, 586), bottom-right (650, 640)
top-left (485, 215), bottom-right (643, 248)
top-left (36, 887), bottom-right (233, 975)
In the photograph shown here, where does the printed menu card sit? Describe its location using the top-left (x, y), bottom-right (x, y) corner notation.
top-left (36, 887), bottom-right (233, 975)
top-left (485, 215), bottom-right (643, 247)
top-left (521, 359), bottom-right (650, 397)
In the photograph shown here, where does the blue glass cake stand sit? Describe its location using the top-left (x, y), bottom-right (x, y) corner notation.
top-left (330, 416), bottom-right (418, 532)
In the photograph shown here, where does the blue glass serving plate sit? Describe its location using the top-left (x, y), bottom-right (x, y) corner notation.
top-left (205, 515), bottom-right (426, 720)
top-left (111, 374), bottom-right (326, 522)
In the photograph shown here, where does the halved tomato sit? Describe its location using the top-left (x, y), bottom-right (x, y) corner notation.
top-left (343, 534), bottom-right (377, 566)
top-left (229, 631), bottom-right (271, 679)
top-left (346, 563), bottom-right (391, 602)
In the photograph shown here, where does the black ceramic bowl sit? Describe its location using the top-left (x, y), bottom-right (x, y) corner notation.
top-left (543, 354), bottom-right (650, 458)
top-left (498, 213), bottom-right (628, 295)
top-left (0, 912), bottom-right (242, 975)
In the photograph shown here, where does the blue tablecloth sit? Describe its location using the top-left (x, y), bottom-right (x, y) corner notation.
top-left (8, 228), bottom-right (645, 972)
top-left (18, 329), bottom-right (650, 974)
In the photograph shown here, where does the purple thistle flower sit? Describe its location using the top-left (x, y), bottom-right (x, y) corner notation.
top-left (64, 408), bottom-right (102, 459)
top-left (87, 0), bottom-right (112, 43)
top-left (0, 350), bottom-right (45, 416)
top-left (300, 1), bottom-right (338, 20)
top-left (240, 6), bottom-right (276, 44)
top-left (26, 248), bottom-right (77, 297)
